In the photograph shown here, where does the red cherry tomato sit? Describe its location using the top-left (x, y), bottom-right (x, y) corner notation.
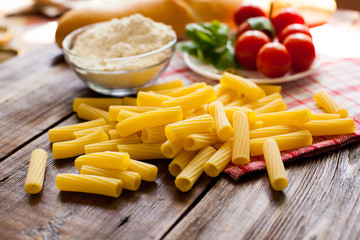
top-left (271, 8), bottom-right (305, 35)
top-left (256, 42), bottom-right (291, 78)
top-left (283, 33), bottom-right (316, 72)
top-left (234, 4), bottom-right (266, 26)
top-left (279, 23), bottom-right (312, 43)
top-left (235, 30), bottom-right (271, 70)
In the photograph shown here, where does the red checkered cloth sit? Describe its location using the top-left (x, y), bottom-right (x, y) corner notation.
top-left (160, 53), bottom-right (360, 180)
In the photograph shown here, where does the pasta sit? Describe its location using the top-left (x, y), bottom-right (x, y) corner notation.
top-left (208, 101), bottom-right (233, 141)
top-left (311, 113), bottom-right (341, 120)
top-left (84, 137), bottom-right (140, 154)
top-left (128, 159), bottom-right (158, 181)
top-left (138, 79), bottom-right (184, 92)
top-left (122, 97), bottom-right (137, 106)
top-left (161, 139), bottom-right (184, 158)
top-left (162, 86), bottom-right (216, 110)
top-left (24, 149), bottom-right (47, 194)
top-left (212, 83), bottom-right (228, 97)
top-left (232, 112), bottom-right (250, 165)
top-left (242, 93), bottom-right (282, 110)
top-left (258, 84), bottom-right (282, 95)
top-left (116, 110), bottom-right (139, 122)
top-left (253, 98), bottom-right (287, 114)
top-left (108, 106), bottom-right (161, 122)
top-left (137, 91), bottom-right (174, 107)
top-left (204, 138), bottom-right (233, 177)
top-left (249, 120), bottom-right (263, 130)
top-left (183, 131), bottom-right (219, 151)
top-left (175, 146), bottom-right (216, 192)
top-left (141, 126), bottom-right (167, 143)
top-left (117, 106), bottom-right (183, 137)
top-left (300, 118), bottom-right (355, 136)
top-left (224, 107), bottom-right (257, 124)
top-left (166, 82), bottom-right (207, 97)
top-left (250, 130), bottom-right (313, 156)
top-left (257, 108), bottom-right (312, 126)
top-left (52, 129), bottom-right (109, 159)
top-left (80, 165), bottom-right (141, 191)
top-left (73, 123), bottom-right (115, 138)
top-left (224, 96), bottom-right (250, 108)
top-left (56, 174), bottom-right (123, 198)
top-left (168, 150), bottom-right (197, 177)
top-left (249, 125), bottom-right (301, 139)
top-left (77, 103), bottom-right (112, 123)
top-left (220, 72), bottom-right (264, 100)
top-left (73, 98), bottom-right (122, 112)
top-left (314, 90), bottom-right (348, 118)
top-left (117, 143), bottom-right (168, 159)
top-left (263, 139), bottom-right (288, 191)
top-left (49, 118), bottom-right (106, 143)
top-left (184, 104), bottom-right (208, 119)
top-left (74, 151), bottom-right (130, 171)
top-left (215, 89), bottom-right (238, 105)
top-left (165, 114), bottom-right (215, 141)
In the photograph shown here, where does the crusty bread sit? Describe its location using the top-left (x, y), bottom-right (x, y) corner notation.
top-left (55, 0), bottom-right (336, 48)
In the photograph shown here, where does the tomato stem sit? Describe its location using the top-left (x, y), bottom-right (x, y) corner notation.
top-left (269, 2), bottom-right (274, 20)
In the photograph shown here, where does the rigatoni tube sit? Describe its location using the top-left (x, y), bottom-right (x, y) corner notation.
top-left (204, 138), bottom-right (233, 177)
top-left (314, 90), bottom-right (348, 118)
top-left (168, 150), bottom-right (197, 177)
top-left (24, 149), bottom-right (47, 194)
top-left (232, 112), bottom-right (250, 165)
top-left (208, 101), bottom-right (233, 141)
top-left (300, 118), bottom-right (355, 136)
top-left (74, 151), bottom-right (130, 171)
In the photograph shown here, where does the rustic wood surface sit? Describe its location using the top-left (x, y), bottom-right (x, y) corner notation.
top-left (0, 9), bottom-right (360, 240)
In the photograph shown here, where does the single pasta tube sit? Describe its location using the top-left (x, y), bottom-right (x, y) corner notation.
top-left (258, 84), bottom-right (282, 95)
top-left (253, 98), bottom-right (287, 114)
top-left (161, 139), bottom-right (184, 158)
top-left (263, 139), bottom-right (288, 191)
top-left (73, 123), bottom-right (115, 138)
top-left (249, 125), bottom-right (301, 139)
top-left (208, 101), bottom-right (233, 141)
top-left (73, 98), bottom-right (122, 112)
top-left (117, 143), bottom-right (168, 160)
top-left (175, 146), bottom-right (216, 192)
top-left (215, 89), bottom-right (238, 105)
top-left (77, 103), bottom-right (112, 123)
top-left (116, 106), bottom-right (183, 137)
top-left (168, 150), bottom-right (197, 177)
top-left (249, 120), bottom-right (263, 130)
top-left (108, 106), bottom-right (161, 122)
top-left (224, 107), bottom-right (257, 124)
top-left (49, 118), bottom-right (106, 143)
top-left (24, 149), bottom-right (47, 194)
top-left (204, 138), bottom-right (233, 177)
top-left (311, 113), bottom-right (341, 120)
top-left (56, 174), bottom-right (123, 198)
top-left (300, 118), bottom-right (355, 136)
top-left (183, 131), bottom-right (219, 151)
top-left (242, 93), bottom-right (282, 110)
top-left (128, 159), bottom-right (158, 181)
top-left (162, 86), bottom-right (216, 110)
top-left (165, 114), bottom-right (215, 141)
top-left (166, 82), bottom-right (207, 97)
top-left (52, 129), bottom-right (109, 159)
top-left (220, 72), bottom-right (264, 100)
top-left (117, 110), bottom-right (139, 122)
top-left (74, 151), bottom-right (130, 171)
top-left (80, 165), bottom-right (141, 191)
top-left (314, 90), bottom-right (348, 118)
top-left (141, 126), bottom-right (167, 143)
top-left (250, 130), bottom-right (313, 156)
top-left (122, 97), bottom-right (137, 106)
top-left (138, 79), bottom-right (184, 92)
top-left (224, 96), bottom-right (250, 108)
top-left (137, 91), bottom-right (174, 107)
top-left (257, 108), bottom-right (312, 127)
top-left (232, 112), bottom-right (250, 165)
top-left (84, 137), bottom-right (140, 154)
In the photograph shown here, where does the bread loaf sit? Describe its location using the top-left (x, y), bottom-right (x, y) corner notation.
top-left (55, 0), bottom-right (336, 48)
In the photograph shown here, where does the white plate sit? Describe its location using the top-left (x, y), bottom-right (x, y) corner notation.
top-left (183, 52), bottom-right (321, 84)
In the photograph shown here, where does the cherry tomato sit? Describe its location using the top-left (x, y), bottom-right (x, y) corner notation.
top-left (279, 23), bottom-right (311, 43)
top-left (271, 8), bottom-right (305, 35)
top-left (234, 4), bottom-right (266, 26)
top-left (256, 42), bottom-right (291, 78)
top-left (235, 30), bottom-right (271, 70)
top-left (283, 33), bottom-right (316, 72)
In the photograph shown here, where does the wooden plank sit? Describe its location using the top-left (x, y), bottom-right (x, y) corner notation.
top-left (163, 144), bottom-right (360, 240)
top-left (0, 116), bottom-right (215, 239)
top-left (0, 44), bottom-right (98, 160)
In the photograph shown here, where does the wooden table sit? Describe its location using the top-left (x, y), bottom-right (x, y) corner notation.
top-left (1, 9), bottom-right (360, 240)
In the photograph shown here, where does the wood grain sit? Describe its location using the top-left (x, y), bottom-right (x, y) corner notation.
top-left (163, 143), bottom-right (360, 240)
